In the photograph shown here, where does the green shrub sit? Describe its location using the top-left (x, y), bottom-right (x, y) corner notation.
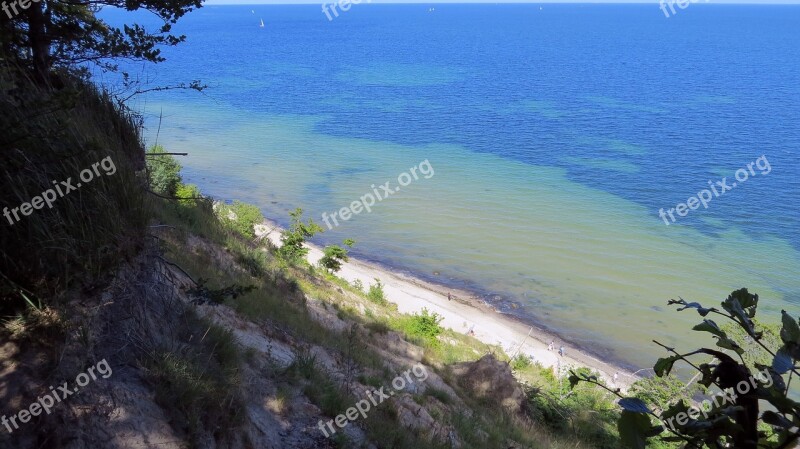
top-left (306, 376), bottom-right (348, 418)
top-left (146, 145), bottom-right (183, 196)
top-left (220, 201), bottom-right (264, 239)
top-left (629, 374), bottom-right (702, 414)
top-left (367, 278), bottom-right (387, 305)
top-left (528, 366), bottom-right (621, 447)
top-left (399, 308), bottom-right (443, 345)
top-left (145, 319), bottom-right (243, 448)
top-left (236, 249), bottom-right (270, 277)
top-left (176, 183), bottom-right (202, 206)
top-left (511, 353), bottom-right (533, 371)
top-left (365, 320), bottom-right (391, 335)
top-left (284, 349), bottom-right (318, 381)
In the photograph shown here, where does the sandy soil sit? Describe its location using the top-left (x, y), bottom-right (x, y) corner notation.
top-left (256, 219), bottom-right (637, 390)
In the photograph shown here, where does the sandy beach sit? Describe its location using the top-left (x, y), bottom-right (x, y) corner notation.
top-left (256, 218), bottom-right (638, 390)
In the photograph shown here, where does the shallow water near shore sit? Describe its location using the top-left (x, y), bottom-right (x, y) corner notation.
top-left (103, 4), bottom-right (800, 369)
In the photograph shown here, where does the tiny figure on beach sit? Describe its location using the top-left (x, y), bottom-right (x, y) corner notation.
top-left (466, 324), bottom-right (475, 336)
top-left (447, 292), bottom-right (452, 301)
top-left (613, 372), bottom-right (619, 385)
top-left (547, 340), bottom-right (555, 351)
top-left (558, 346), bottom-right (565, 357)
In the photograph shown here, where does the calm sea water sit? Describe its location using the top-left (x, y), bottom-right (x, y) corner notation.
top-left (100, 4), bottom-right (800, 369)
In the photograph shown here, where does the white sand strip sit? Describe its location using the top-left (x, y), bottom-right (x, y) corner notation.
top-left (256, 219), bottom-right (638, 390)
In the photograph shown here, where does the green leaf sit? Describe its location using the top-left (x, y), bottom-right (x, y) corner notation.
top-left (715, 336), bottom-right (745, 355)
top-left (618, 410), bottom-right (652, 449)
top-left (693, 319), bottom-right (727, 339)
top-left (722, 289), bottom-right (762, 339)
top-left (697, 363), bottom-right (716, 388)
top-left (780, 310), bottom-right (800, 345)
top-left (568, 373), bottom-right (581, 390)
top-left (762, 411), bottom-right (793, 429)
top-left (654, 355), bottom-right (681, 377)
top-left (722, 289), bottom-right (762, 340)
top-left (772, 347), bottom-right (794, 374)
top-left (619, 397), bottom-right (652, 414)
top-left (724, 288), bottom-right (759, 312)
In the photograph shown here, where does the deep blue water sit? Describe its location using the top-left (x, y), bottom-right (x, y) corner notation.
top-left (105, 3), bottom-right (800, 246)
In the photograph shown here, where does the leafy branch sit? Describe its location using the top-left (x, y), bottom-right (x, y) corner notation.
top-left (570, 288), bottom-right (800, 449)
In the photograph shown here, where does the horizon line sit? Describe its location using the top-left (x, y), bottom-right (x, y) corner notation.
top-left (204, 1), bottom-right (800, 5)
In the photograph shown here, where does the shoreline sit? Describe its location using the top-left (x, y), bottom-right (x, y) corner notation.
top-left (256, 217), bottom-right (640, 390)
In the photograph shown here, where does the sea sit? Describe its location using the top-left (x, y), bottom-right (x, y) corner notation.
top-left (98, 3), bottom-right (800, 370)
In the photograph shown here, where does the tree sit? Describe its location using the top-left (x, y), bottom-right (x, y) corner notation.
top-left (570, 289), bottom-right (800, 449)
top-left (277, 208), bottom-right (323, 263)
top-left (0, 0), bottom-right (202, 80)
top-left (146, 145), bottom-right (182, 196)
top-left (319, 239), bottom-right (354, 273)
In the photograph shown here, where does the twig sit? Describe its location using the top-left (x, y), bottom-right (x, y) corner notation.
top-left (510, 326), bottom-right (533, 360)
top-left (155, 107), bottom-right (163, 148)
top-left (153, 255), bottom-right (197, 286)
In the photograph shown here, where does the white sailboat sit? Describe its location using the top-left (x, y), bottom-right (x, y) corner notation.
top-left (259, 18), bottom-right (265, 28)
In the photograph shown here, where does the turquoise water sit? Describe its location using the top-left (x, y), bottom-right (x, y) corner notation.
top-left (102, 4), bottom-right (800, 369)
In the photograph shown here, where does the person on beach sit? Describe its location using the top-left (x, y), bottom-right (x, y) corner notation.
top-left (548, 340), bottom-right (554, 351)
top-left (613, 372), bottom-right (619, 385)
top-left (466, 324), bottom-right (475, 336)
top-left (448, 292), bottom-right (451, 301)
top-left (558, 346), bottom-right (565, 357)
